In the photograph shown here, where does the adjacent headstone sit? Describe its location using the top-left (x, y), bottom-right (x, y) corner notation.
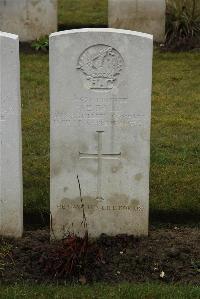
top-left (50, 28), bottom-right (153, 239)
top-left (108, 0), bottom-right (166, 42)
top-left (0, 31), bottom-right (23, 238)
top-left (0, 0), bottom-right (57, 42)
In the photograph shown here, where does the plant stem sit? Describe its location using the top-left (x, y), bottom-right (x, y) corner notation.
top-left (192, 0), bottom-right (196, 18)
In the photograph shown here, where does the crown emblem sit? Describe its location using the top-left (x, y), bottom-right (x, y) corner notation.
top-left (77, 44), bottom-right (124, 90)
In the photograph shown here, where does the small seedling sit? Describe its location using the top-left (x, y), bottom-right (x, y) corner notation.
top-left (31, 36), bottom-right (49, 52)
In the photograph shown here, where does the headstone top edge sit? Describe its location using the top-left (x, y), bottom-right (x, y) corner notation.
top-left (50, 28), bottom-right (153, 40)
top-left (0, 31), bottom-right (19, 40)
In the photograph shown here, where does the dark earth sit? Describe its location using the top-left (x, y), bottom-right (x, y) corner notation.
top-left (0, 226), bottom-right (199, 285)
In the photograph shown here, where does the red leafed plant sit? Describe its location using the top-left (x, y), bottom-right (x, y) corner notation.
top-left (38, 231), bottom-right (104, 280)
top-left (39, 176), bottom-right (104, 281)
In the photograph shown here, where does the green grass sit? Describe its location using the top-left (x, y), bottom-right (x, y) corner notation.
top-left (58, 0), bottom-right (107, 29)
top-left (150, 50), bottom-right (200, 220)
top-left (21, 53), bottom-right (49, 215)
top-left (0, 283), bottom-right (200, 299)
top-left (21, 50), bottom-right (200, 222)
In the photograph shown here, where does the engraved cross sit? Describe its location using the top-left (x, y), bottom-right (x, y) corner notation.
top-left (79, 131), bottom-right (121, 200)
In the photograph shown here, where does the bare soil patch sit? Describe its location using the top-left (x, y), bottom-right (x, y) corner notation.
top-left (0, 226), bottom-right (199, 285)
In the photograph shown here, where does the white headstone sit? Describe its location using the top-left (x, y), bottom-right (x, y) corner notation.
top-left (108, 0), bottom-right (166, 42)
top-left (50, 28), bottom-right (153, 239)
top-left (0, 31), bottom-right (23, 238)
top-left (0, 0), bottom-right (57, 42)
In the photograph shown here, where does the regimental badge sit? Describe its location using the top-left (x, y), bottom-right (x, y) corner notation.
top-left (77, 44), bottom-right (124, 90)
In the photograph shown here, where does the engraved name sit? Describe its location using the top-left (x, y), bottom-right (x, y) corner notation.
top-left (57, 203), bottom-right (144, 212)
top-left (53, 97), bottom-right (146, 128)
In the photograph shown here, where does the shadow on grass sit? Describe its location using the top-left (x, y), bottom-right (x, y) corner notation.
top-left (24, 210), bottom-right (200, 230)
top-left (150, 210), bottom-right (200, 226)
top-left (58, 23), bottom-right (107, 31)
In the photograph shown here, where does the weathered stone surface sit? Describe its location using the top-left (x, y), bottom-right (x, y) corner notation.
top-left (0, 0), bottom-right (57, 41)
top-left (109, 0), bottom-right (166, 42)
top-left (50, 28), bottom-right (153, 239)
top-left (0, 31), bottom-right (23, 238)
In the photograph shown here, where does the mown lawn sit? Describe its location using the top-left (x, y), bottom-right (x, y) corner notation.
top-left (58, 0), bottom-right (107, 29)
top-left (0, 283), bottom-right (200, 299)
top-left (151, 50), bottom-right (200, 221)
top-left (21, 53), bottom-right (49, 217)
top-left (21, 50), bottom-right (200, 222)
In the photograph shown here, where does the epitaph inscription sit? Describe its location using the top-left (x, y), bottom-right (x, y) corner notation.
top-left (57, 203), bottom-right (144, 212)
top-left (77, 44), bottom-right (124, 90)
